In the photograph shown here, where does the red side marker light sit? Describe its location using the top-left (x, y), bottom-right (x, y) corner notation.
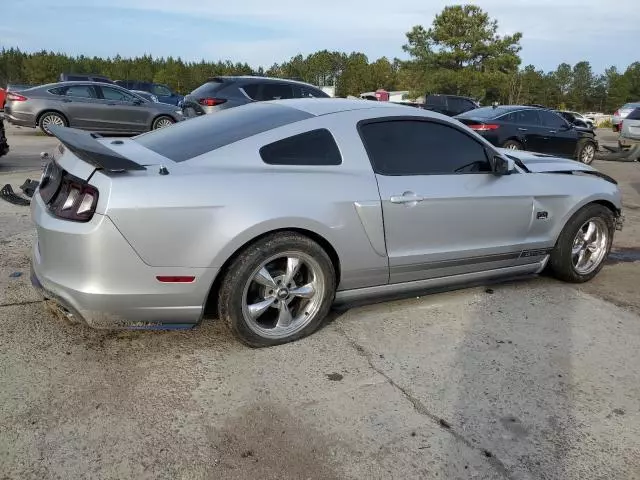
top-left (156, 276), bottom-right (196, 283)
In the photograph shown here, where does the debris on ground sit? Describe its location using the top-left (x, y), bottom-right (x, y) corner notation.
top-left (596, 144), bottom-right (640, 162)
top-left (9, 272), bottom-right (23, 278)
top-left (20, 179), bottom-right (40, 198)
top-left (0, 184), bottom-right (31, 206)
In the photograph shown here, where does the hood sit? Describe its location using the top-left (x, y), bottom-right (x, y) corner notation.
top-left (498, 148), bottom-right (595, 173)
top-left (498, 148), bottom-right (617, 185)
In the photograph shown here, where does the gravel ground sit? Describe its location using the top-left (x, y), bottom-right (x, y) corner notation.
top-left (1, 127), bottom-right (639, 479)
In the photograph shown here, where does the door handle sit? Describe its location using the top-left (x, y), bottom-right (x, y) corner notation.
top-left (517, 127), bottom-right (527, 131)
top-left (548, 130), bottom-right (557, 134)
top-left (390, 192), bottom-right (425, 204)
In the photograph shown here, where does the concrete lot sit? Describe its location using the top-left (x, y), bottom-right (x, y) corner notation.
top-left (1, 126), bottom-right (639, 479)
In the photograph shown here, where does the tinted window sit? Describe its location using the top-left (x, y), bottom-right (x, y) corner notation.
top-left (152, 84), bottom-right (172, 96)
top-left (540, 110), bottom-right (569, 129)
top-left (498, 112), bottom-right (517, 123)
top-left (261, 83), bottom-right (294, 100)
top-left (457, 106), bottom-right (511, 120)
top-left (515, 110), bottom-right (540, 125)
top-left (65, 85), bottom-right (96, 98)
top-left (241, 84), bottom-right (260, 100)
top-left (48, 87), bottom-right (66, 96)
top-left (260, 129), bottom-right (341, 166)
top-left (626, 108), bottom-right (640, 120)
top-left (191, 80), bottom-right (226, 97)
top-left (426, 95), bottom-right (447, 107)
top-left (360, 120), bottom-right (491, 175)
top-left (135, 103), bottom-right (313, 162)
top-left (101, 86), bottom-right (136, 102)
top-left (448, 97), bottom-right (472, 113)
top-left (294, 86), bottom-right (330, 98)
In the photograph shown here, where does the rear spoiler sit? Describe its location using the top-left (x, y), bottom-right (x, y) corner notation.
top-left (48, 125), bottom-right (146, 171)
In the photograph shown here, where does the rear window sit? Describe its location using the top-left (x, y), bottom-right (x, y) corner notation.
top-left (135, 103), bottom-right (313, 162)
top-left (456, 106), bottom-right (508, 119)
top-left (260, 129), bottom-right (341, 166)
top-left (190, 79), bottom-right (226, 97)
top-left (627, 108), bottom-right (640, 120)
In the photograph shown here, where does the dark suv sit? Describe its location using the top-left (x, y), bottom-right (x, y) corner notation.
top-left (114, 80), bottom-right (183, 106)
top-left (59, 73), bottom-right (114, 84)
top-left (181, 76), bottom-right (329, 116)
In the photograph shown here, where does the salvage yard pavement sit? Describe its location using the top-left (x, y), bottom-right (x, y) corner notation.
top-left (1, 127), bottom-right (640, 479)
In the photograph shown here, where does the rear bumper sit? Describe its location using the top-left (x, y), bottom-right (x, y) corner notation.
top-left (3, 110), bottom-right (35, 128)
top-left (30, 193), bottom-right (218, 329)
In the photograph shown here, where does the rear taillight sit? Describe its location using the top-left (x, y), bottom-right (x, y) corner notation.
top-left (198, 97), bottom-right (226, 107)
top-left (469, 124), bottom-right (500, 131)
top-left (7, 92), bottom-right (27, 102)
top-left (40, 163), bottom-right (99, 222)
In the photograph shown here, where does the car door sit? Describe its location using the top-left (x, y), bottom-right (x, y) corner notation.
top-left (96, 85), bottom-right (150, 132)
top-left (513, 109), bottom-right (549, 153)
top-left (359, 118), bottom-right (539, 284)
top-left (57, 84), bottom-right (105, 130)
top-left (539, 110), bottom-right (578, 157)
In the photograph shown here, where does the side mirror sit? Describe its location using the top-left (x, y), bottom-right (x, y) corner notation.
top-left (492, 155), bottom-right (515, 176)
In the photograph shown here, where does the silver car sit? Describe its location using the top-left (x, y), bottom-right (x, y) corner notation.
top-left (4, 81), bottom-right (183, 136)
top-left (613, 102), bottom-right (640, 132)
top-left (619, 107), bottom-right (640, 148)
top-left (30, 99), bottom-right (624, 347)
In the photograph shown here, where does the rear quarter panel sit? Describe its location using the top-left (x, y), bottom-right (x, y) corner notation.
top-left (101, 112), bottom-right (389, 290)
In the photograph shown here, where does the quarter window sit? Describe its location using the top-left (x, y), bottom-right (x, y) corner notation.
top-left (260, 129), bottom-right (342, 166)
top-left (360, 120), bottom-right (491, 175)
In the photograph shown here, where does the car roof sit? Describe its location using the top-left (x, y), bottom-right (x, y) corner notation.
top-left (261, 98), bottom-right (422, 116)
top-left (208, 75), bottom-right (322, 88)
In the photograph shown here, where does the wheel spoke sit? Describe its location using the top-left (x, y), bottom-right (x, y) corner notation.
top-left (290, 283), bottom-right (315, 299)
top-left (284, 257), bottom-right (301, 285)
top-left (247, 297), bottom-right (276, 319)
top-left (576, 248), bottom-right (587, 267)
top-left (584, 222), bottom-right (596, 242)
top-left (253, 267), bottom-right (276, 289)
top-left (276, 302), bottom-right (293, 328)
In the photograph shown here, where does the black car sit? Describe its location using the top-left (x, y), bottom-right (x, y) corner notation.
top-left (423, 94), bottom-right (479, 117)
top-left (180, 76), bottom-right (329, 117)
top-left (455, 105), bottom-right (598, 164)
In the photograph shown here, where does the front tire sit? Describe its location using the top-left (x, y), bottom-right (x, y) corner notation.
top-left (218, 232), bottom-right (336, 347)
top-left (38, 112), bottom-right (67, 136)
top-left (152, 115), bottom-right (175, 130)
top-left (576, 139), bottom-right (596, 165)
top-left (548, 204), bottom-right (614, 283)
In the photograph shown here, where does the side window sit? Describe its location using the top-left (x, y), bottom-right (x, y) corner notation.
top-left (294, 86), bottom-right (328, 98)
top-left (241, 84), bottom-right (260, 100)
top-left (261, 83), bottom-right (294, 100)
top-left (540, 110), bottom-right (569, 129)
top-left (498, 112), bottom-right (516, 123)
top-left (516, 110), bottom-right (540, 125)
top-left (152, 84), bottom-right (172, 96)
top-left (627, 108), bottom-right (640, 120)
top-left (65, 85), bottom-right (96, 98)
top-left (101, 86), bottom-right (136, 102)
top-left (260, 129), bottom-right (342, 166)
top-left (360, 120), bottom-right (491, 175)
top-left (48, 87), bottom-right (65, 96)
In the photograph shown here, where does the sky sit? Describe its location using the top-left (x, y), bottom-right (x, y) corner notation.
top-left (1, 0), bottom-right (638, 73)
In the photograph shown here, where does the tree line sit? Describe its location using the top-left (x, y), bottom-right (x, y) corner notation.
top-left (1, 4), bottom-right (638, 113)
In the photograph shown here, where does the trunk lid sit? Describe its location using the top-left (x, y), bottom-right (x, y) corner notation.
top-left (49, 125), bottom-right (167, 181)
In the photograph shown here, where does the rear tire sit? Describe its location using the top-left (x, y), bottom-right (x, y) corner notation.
top-left (502, 139), bottom-right (523, 150)
top-left (38, 112), bottom-right (67, 136)
top-left (152, 115), bottom-right (175, 130)
top-left (218, 232), bottom-right (336, 347)
top-left (548, 204), bottom-right (614, 283)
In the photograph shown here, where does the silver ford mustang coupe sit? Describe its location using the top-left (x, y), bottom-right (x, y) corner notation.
top-left (30, 99), bottom-right (624, 347)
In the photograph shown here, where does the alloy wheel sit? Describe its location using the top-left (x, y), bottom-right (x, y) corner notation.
top-left (580, 143), bottom-right (595, 164)
top-left (241, 252), bottom-right (326, 340)
top-left (154, 118), bottom-right (174, 129)
top-left (571, 217), bottom-right (609, 275)
top-left (41, 114), bottom-right (65, 133)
